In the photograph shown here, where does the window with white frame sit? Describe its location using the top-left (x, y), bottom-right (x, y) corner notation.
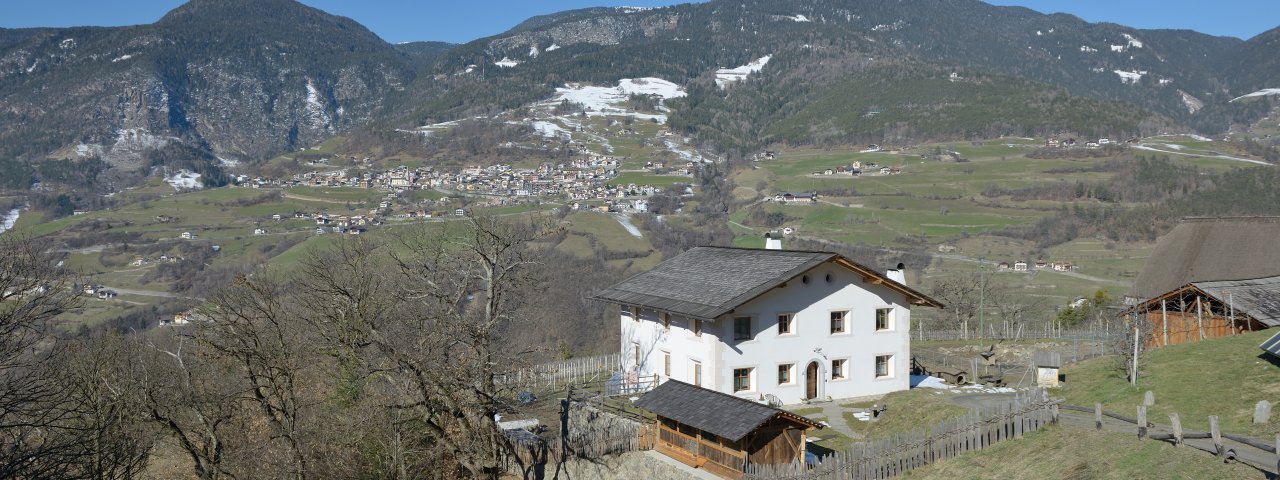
top-left (777, 313), bottom-right (793, 335)
top-left (875, 355), bottom-right (894, 378)
top-left (662, 351), bottom-right (671, 377)
top-left (733, 367), bottom-right (753, 392)
top-left (831, 359), bottom-right (846, 380)
top-left (777, 364), bottom-right (792, 385)
top-left (875, 308), bottom-right (893, 331)
top-left (692, 361), bottom-right (702, 386)
top-left (830, 310), bottom-right (848, 334)
top-left (632, 343), bottom-right (641, 369)
top-left (734, 317), bottom-right (752, 341)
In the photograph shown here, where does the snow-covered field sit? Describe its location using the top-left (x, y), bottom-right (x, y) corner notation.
top-left (494, 57), bottom-right (520, 68)
top-left (1230, 88), bottom-right (1280, 102)
top-left (0, 209), bottom-right (20, 235)
top-left (715, 55), bottom-right (772, 88)
top-left (165, 170), bottom-right (203, 191)
top-left (1113, 70), bottom-right (1144, 85)
top-left (545, 77), bottom-right (685, 123)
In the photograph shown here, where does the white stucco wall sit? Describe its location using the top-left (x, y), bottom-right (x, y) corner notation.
top-left (618, 261), bottom-right (914, 405)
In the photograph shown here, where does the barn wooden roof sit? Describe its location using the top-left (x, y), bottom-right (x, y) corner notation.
top-left (1126, 275), bottom-right (1280, 328)
top-left (633, 380), bottom-right (822, 442)
top-left (593, 246), bottom-right (941, 319)
top-left (1131, 217), bottom-right (1280, 300)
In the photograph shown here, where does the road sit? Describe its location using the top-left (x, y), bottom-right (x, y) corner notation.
top-left (1133, 144), bottom-right (1272, 166)
top-left (101, 286), bottom-right (192, 299)
top-left (931, 253), bottom-right (1132, 287)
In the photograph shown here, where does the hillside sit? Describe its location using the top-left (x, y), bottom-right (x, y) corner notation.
top-left (0, 0), bottom-right (415, 165)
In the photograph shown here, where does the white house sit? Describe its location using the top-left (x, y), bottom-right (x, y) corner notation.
top-left (595, 244), bottom-right (942, 405)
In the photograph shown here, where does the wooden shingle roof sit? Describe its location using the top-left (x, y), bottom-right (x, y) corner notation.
top-left (594, 246), bottom-right (941, 319)
top-left (1131, 217), bottom-right (1280, 300)
top-left (633, 380), bottom-right (821, 442)
top-left (1191, 276), bottom-right (1280, 327)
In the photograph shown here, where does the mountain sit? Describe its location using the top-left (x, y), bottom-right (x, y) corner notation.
top-left (399, 0), bottom-right (1271, 152)
top-left (394, 41), bottom-right (456, 66)
top-left (0, 0), bottom-right (415, 167)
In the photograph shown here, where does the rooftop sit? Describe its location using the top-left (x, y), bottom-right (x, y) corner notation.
top-left (593, 246), bottom-right (941, 319)
top-left (633, 380), bottom-right (821, 442)
top-left (1131, 217), bottom-right (1280, 300)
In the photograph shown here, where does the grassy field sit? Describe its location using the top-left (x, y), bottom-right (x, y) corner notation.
top-left (908, 424), bottom-right (1259, 479)
top-left (1059, 330), bottom-right (1280, 439)
top-left (841, 389), bottom-right (969, 440)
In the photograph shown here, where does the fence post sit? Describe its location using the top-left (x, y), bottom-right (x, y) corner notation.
top-left (1274, 433), bottom-right (1279, 476)
top-left (1094, 403), bottom-right (1103, 430)
top-left (1169, 413), bottom-right (1183, 446)
top-left (1209, 416), bottom-right (1223, 458)
top-left (1136, 406), bottom-right (1147, 440)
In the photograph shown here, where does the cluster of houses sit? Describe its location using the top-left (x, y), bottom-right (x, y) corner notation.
top-left (808, 160), bottom-right (901, 177)
top-left (129, 254), bottom-right (183, 267)
top-left (239, 155), bottom-right (695, 204)
top-left (80, 284), bottom-right (117, 300)
top-left (996, 260), bottom-right (1076, 272)
top-left (1044, 137), bottom-right (1137, 149)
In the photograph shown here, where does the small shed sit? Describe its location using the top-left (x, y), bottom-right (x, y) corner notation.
top-left (634, 380), bottom-right (822, 479)
top-left (1033, 350), bottom-right (1062, 388)
top-left (1124, 275), bottom-right (1280, 348)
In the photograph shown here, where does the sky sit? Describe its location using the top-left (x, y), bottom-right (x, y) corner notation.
top-left (0, 0), bottom-right (1276, 44)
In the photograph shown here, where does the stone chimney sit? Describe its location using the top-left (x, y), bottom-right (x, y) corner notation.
top-left (765, 233), bottom-right (782, 250)
top-left (886, 262), bottom-right (906, 285)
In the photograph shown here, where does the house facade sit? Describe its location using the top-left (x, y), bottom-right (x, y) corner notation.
top-left (596, 246), bottom-right (942, 405)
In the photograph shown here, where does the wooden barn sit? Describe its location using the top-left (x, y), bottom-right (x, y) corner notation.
top-left (634, 380), bottom-right (822, 479)
top-left (1125, 276), bottom-right (1280, 347)
top-left (1126, 217), bottom-right (1280, 347)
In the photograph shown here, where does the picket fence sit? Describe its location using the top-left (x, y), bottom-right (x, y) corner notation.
top-left (499, 353), bottom-right (621, 390)
top-left (743, 389), bottom-right (1059, 480)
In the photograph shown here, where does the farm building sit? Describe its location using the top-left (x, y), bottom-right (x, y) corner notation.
top-left (595, 243), bottom-right (942, 405)
top-left (1125, 217), bottom-right (1280, 347)
top-left (634, 379), bottom-right (822, 479)
top-left (1124, 275), bottom-right (1280, 348)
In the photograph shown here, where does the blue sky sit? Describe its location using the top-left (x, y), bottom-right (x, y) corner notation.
top-left (1, 1), bottom-right (1275, 44)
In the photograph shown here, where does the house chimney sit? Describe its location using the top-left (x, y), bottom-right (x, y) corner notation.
top-left (886, 262), bottom-right (906, 285)
top-left (765, 233), bottom-right (782, 250)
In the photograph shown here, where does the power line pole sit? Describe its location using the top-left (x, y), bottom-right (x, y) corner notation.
top-left (978, 257), bottom-right (986, 339)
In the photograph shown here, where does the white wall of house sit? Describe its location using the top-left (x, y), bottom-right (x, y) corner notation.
top-left (621, 307), bottom-right (719, 391)
top-left (619, 261), bottom-right (913, 405)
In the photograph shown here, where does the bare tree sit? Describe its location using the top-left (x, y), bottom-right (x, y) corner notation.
top-left (0, 237), bottom-right (84, 478)
top-left (57, 333), bottom-right (155, 480)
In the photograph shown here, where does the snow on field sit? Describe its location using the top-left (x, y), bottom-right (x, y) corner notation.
top-left (1164, 143), bottom-right (1184, 150)
top-left (715, 55), bottom-right (772, 88)
top-left (546, 77), bottom-right (685, 123)
top-left (664, 138), bottom-right (707, 163)
top-left (529, 120), bottom-right (570, 139)
top-left (0, 209), bottom-right (20, 235)
top-left (1122, 33), bottom-right (1144, 48)
top-left (910, 375), bottom-right (1019, 394)
top-left (494, 57), bottom-right (520, 68)
top-left (165, 170), bottom-right (203, 191)
top-left (1230, 88), bottom-right (1280, 102)
top-left (1113, 70), bottom-right (1144, 85)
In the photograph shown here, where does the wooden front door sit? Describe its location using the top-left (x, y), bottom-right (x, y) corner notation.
top-left (805, 362), bottom-right (818, 399)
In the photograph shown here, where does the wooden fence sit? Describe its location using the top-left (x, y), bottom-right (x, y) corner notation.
top-left (1062, 403), bottom-right (1280, 473)
top-left (743, 389), bottom-right (1059, 479)
top-left (914, 322), bottom-right (1119, 342)
top-left (498, 353), bottom-right (621, 390)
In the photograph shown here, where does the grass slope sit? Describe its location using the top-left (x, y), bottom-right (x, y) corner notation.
top-left (1060, 329), bottom-right (1280, 439)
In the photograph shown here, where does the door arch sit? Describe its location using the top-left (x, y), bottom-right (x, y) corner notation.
top-left (805, 361), bottom-right (819, 400)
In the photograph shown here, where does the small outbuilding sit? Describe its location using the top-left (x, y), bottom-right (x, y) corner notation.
top-left (1033, 350), bottom-right (1062, 388)
top-left (634, 380), bottom-right (822, 479)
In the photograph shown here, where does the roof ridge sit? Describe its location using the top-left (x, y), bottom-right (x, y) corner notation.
top-left (695, 245), bottom-right (840, 256)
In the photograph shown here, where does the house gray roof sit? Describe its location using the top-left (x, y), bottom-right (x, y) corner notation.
top-left (633, 380), bottom-right (821, 442)
top-left (593, 247), bottom-right (941, 319)
top-left (1191, 275), bottom-right (1280, 328)
top-left (1131, 217), bottom-right (1280, 300)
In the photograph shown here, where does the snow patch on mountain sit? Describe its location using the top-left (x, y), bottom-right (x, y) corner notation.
top-left (0, 209), bottom-right (20, 235)
top-left (545, 77), bottom-right (685, 123)
top-left (494, 57), bottom-right (521, 68)
top-left (1113, 70), bottom-right (1145, 85)
top-left (787, 14), bottom-right (811, 22)
top-left (1080, 45), bottom-right (1097, 53)
top-left (528, 45), bottom-right (539, 58)
top-left (1122, 33), bottom-right (1144, 48)
top-left (1230, 88), bottom-right (1280, 102)
top-left (530, 121), bottom-right (570, 140)
top-left (715, 55), bottom-right (772, 88)
top-left (1110, 44), bottom-right (1125, 52)
top-left (112, 54), bottom-right (133, 62)
top-left (304, 80), bottom-right (331, 129)
top-left (546, 44), bottom-right (561, 52)
top-left (165, 170), bottom-right (203, 191)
